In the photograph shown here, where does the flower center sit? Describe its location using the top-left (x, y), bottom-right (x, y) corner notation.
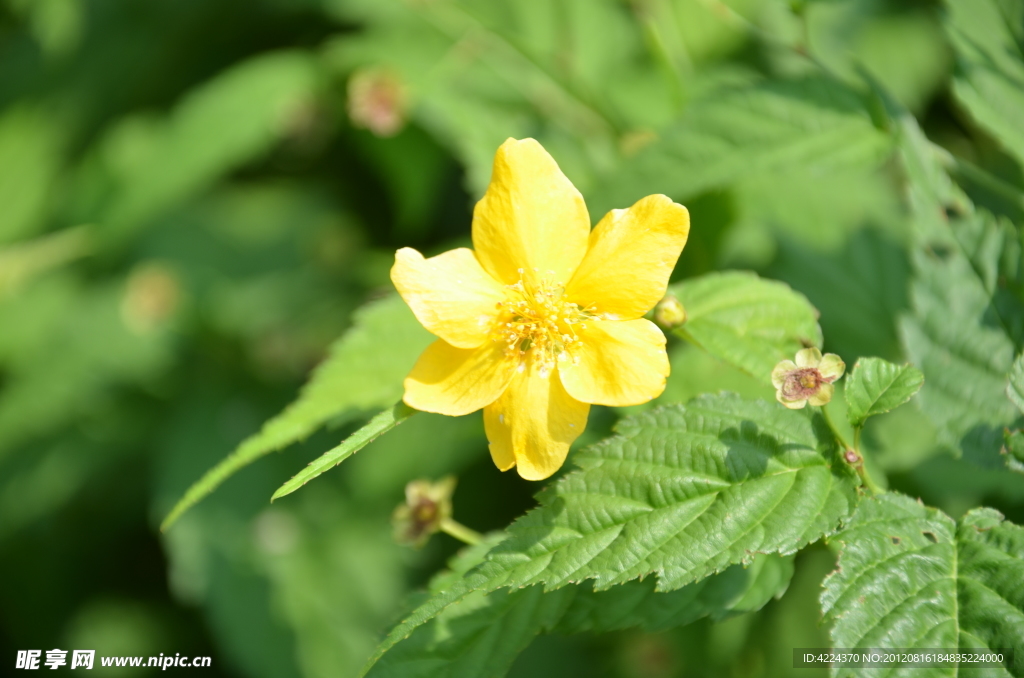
top-left (783, 368), bottom-right (823, 399)
top-left (494, 272), bottom-right (594, 378)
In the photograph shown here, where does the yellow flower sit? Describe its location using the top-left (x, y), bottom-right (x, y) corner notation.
top-left (391, 138), bottom-right (690, 480)
top-left (771, 347), bottom-right (845, 409)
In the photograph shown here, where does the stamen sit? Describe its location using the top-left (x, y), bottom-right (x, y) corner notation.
top-left (492, 273), bottom-right (597, 376)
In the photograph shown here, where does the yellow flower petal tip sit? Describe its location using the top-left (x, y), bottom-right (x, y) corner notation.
top-left (394, 138), bottom-right (689, 479)
top-left (772, 348), bottom-right (845, 409)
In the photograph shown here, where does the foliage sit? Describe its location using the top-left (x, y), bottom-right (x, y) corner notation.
top-left (844, 358), bottom-right (924, 428)
top-left (822, 493), bottom-right (1024, 677)
top-left (3, 0), bottom-right (1024, 677)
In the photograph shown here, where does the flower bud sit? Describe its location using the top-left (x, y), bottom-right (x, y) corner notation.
top-left (771, 347), bottom-right (845, 409)
top-left (654, 295), bottom-right (686, 329)
top-left (391, 476), bottom-right (456, 548)
top-left (347, 67), bottom-right (407, 137)
top-left (121, 262), bottom-right (180, 335)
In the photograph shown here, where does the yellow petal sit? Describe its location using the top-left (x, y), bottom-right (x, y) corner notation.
top-left (472, 138), bottom-right (590, 286)
top-left (771, 360), bottom-right (798, 389)
top-left (558, 319), bottom-right (669, 407)
top-left (567, 194), bottom-right (689, 319)
top-left (391, 247), bottom-right (506, 348)
top-left (808, 382), bottom-right (834, 407)
top-left (482, 403), bottom-right (517, 472)
top-left (403, 339), bottom-right (515, 416)
top-left (778, 394), bottom-right (808, 409)
top-left (795, 347), bottom-right (822, 368)
top-left (818, 353), bottom-right (845, 382)
top-left (483, 364), bottom-right (589, 480)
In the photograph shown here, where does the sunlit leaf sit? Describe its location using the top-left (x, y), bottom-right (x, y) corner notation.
top-left (270, 403), bottom-right (416, 502)
top-left (767, 228), bottom-right (910, 361)
top-left (589, 76), bottom-right (891, 214)
top-left (668, 271), bottom-right (822, 384)
top-left (363, 394), bottom-right (858, 672)
top-left (822, 493), bottom-right (1024, 675)
top-left (844, 357), bottom-right (924, 428)
top-left (160, 294), bottom-right (432, 530)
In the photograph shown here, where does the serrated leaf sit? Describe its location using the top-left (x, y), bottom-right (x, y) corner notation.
top-left (900, 234), bottom-right (1020, 467)
top-left (945, 0), bottom-right (1024, 168)
top-left (1008, 353), bottom-right (1024, 414)
top-left (1004, 429), bottom-right (1024, 473)
top-left (553, 552), bottom-right (795, 635)
top-left (160, 295), bottom-right (432, 530)
top-left (270, 403), bottom-right (416, 502)
top-left (892, 110), bottom-right (1024, 470)
top-left (590, 76), bottom-right (891, 214)
top-left (668, 271), bottom-right (822, 383)
top-left (365, 554), bottom-right (793, 678)
top-left (766, 228), bottom-right (910, 361)
top-left (844, 358), bottom-right (924, 428)
top-left (363, 394), bottom-right (858, 672)
top-left (822, 493), bottom-right (1024, 677)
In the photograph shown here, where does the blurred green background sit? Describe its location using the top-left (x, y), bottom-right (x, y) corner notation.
top-left (1, 0), bottom-right (1022, 676)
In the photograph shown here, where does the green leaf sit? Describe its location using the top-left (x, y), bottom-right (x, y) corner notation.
top-left (589, 76), bottom-right (891, 214)
top-left (821, 493), bottom-right (1024, 675)
top-left (891, 110), bottom-right (1024, 470)
top-left (766, 228), bottom-right (910, 361)
top-left (324, 0), bottom-right (662, 197)
top-left (99, 50), bottom-right (321, 238)
top-left (363, 393), bottom-right (858, 672)
top-left (553, 553), bottom-right (795, 635)
top-left (668, 271), bottom-right (823, 383)
top-left (945, 0), bottom-right (1024, 168)
top-left (1004, 429), bottom-right (1024, 474)
top-left (844, 357), bottom-right (924, 428)
top-left (270, 403), bottom-right (416, 502)
top-left (160, 294), bottom-right (432, 530)
top-left (364, 554), bottom-right (794, 678)
top-left (1008, 353), bottom-right (1024, 414)
top-left (0, 107), bottom-right (63, 244)
top-left (900, 233), bottom-right (1020, 467)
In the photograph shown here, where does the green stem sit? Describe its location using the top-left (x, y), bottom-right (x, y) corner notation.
top-left (440, 518), bottom-right (483, 546)
top-left (821, 405), bottom-right (881, 495)
top-left (820, 404), bottom-right (852, 451)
